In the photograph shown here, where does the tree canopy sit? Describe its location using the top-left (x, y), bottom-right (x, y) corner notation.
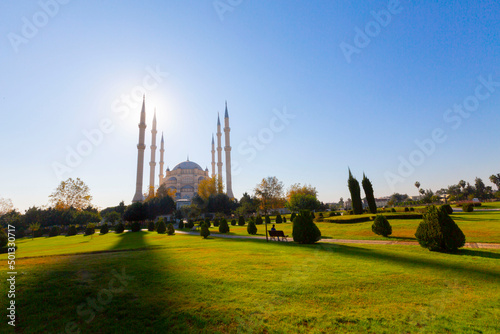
top-left (49, 178), bottom-right (92, 210)
top-left (254, 176), bottom-right (285, 214)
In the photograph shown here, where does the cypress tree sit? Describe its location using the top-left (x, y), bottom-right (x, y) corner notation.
top-left (348, 169), bottom-right (363, 215)
top-left (362, 173), bottom-right (377, 214)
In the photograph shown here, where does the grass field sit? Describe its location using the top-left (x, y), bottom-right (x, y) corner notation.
top-left (2, 231), bottom-right (500, 333)
top-left (202, 211), bottom-right (500, 243)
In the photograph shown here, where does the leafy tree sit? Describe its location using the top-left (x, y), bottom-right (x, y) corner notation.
top-left (49, 226), bottom-right (60, 237)
top-left (29, 222), bottom-right (40, 239)
top-left (362, 174), bottom-right (377, 214)
top-left (115, 222), bottom-right (125, 233)
top-left (462, 203), bottom-right (474, 212)
top-left (474, 177), bottom-right (486, 199)
top-left (49, 178), bottom-right (93, 210)
top-left (347, 169), bottom-right (363, 215)
top-left (104, 211), bottom-right (121, 225)
top-left (207, 193), bottom-right (233, 214)
top-left (157, 218), bottom-right (167, 234)
top-left (219, 218), bottom-right (230, 233)
top-left (441, 204), bottom-right (453, 215)
top-left (178, 220), bottom-right (185, 229)
top-left (238, 216), bottom-right (245, 226)
top-left (292, 210), bottom-right (321, 244)
top-left (123, 202), bottom-right (147, 222)
top-left (100, 224), bottom-right (109, 234)
top-left (286, 183), bottom-right (318, 201)
top-left (67, 225), bottom-right (77, 236)
top-left (130, 222), bottom-right (142, 232)
top-left (200, 223), bottom-right (210, 239)
top-left (167, 223), bottom-right (175, 235)
top-left (238, 192), bottom-right (260, 215)
top-left (371, 215), bottom-right (392, 237)
top-left (84, 223), bottom-right (95, 236)
top-left (74, 211), bottom-right (101, 226)
top-left (254, 176), bottom-right (285, 214)
top-left (247, 219), bottom-right (257, 235)
top-left (414, 181), bottom-right (421, 193)
top-left (275, 214), bottom-right (282, 224)
top-left (286, 193), bottom-right (321, 212)
top-left (489, 174), bottom-right (500, 190)
top-left (389, 193), bottom-right (409, 205)
top-left (415, 205), bottom-right (465, 252)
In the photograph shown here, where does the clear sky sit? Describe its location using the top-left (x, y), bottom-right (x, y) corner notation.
top-left (1, 0), bottom-right (499, 212)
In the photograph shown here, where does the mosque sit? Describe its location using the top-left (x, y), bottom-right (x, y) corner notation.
top-left (132, 96), bottom-right (234, 206)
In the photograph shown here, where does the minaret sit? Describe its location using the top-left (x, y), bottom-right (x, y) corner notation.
top-left (224, 101), bottom-right (234, 198)
top-left (216, 113), bottom-right (223, 182)
top-left (211, 134), bottom-right (216, 178)
top-left (148, 110), bottom-right (157, 198)
top-left (132, 96), bottom-right (147, 202)
top-left (159, 132), bottom-right (165, 185)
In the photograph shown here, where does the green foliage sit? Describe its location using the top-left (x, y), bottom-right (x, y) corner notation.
top-left (348, 169), bottom-right (363, 215)
top-left (311, 211), bottom-right (315, 219)
top-left (275, 214), bottom-right (282, 224)
top-left (167, 223), bottom-right (175, 235)
top-left (231, 219), bottom-right (237, 226)
top-left (404, 207), bottom-right (409, 212)
top-left (123, 202), bottom-right (147, 222)
top-left (441, 204), bottom-right (453, 215)
top-left (292, 210), bottom-right (321, 244)
top-left (130, 222), bottom-right (142, 232)
top-left (67, 225), bottom-right (77, 236)
top-left (371, 215), bottom-right (392, 237)
top-left (265, 215), bottom-right (271, 225)
top-left (204, 217), bottom-right (211, 227)
top-left (283, 216), bottom-right (287, 223)
top-left (157, 219), bottom-right (167, 234)
top-left (115, 222), bottom-right (125, 233)
top-left (362, 174), bottom-right (377, 214)
top-left (17, 227), bottom-right (25, 238)
top-left (247, 219), bottom-right (257, 235)
top-left (410, 207), bottom-right (415, 212)
top-left (415, 205), bottom-right (466, 252)
top-left (178, 220), bottom-right (185, 229)
top-left (100, 224), bottom-right (109, 234)
top-left (185, 220), bottom-right (194, 229)
top-left (148, 221), bottom-right (155, 231)
top-left (104, 211), bottom-right (121, 224)
top-left (391, 208), bottom-right (396, 213)
top-left (238, 216), bottom-right (245, 226)
top-left (49, 226), bottom-right (60, 237)
top-left (286, 193), bottom-right (321, 212)
top-left (0, 229), bottom-right (7, 248)
top-left (255, 215), bottom-right (263, 225)
top-left (84, 224), bottom-right (95, 236)
top-left (213, 218), bottom-right (220, 227)
top-left (219, 218), bottom-right (230, 233)
top-left (200, 223), bottom-right (210, 239)
top-left (291, 212), bottom-right (296, 222)
top-left (462, 203), bottom-right (474, 212)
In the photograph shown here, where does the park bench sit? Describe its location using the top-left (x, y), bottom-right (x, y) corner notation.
top-left (268, 230), bottom-right (288, 242)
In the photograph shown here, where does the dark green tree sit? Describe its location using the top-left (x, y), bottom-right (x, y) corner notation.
top-left (255, 215), bottom-right (263, 225)
top-left (219, 218), bottom-right (230, 233)
top-left (362, 173), bottom-right (377, 214)
top-left (247, 219), bottom-right (257, 235)
top-left (238, 216), bottom-right (245, 226)
top-left (115, 222), bottom-right (125, 233)
top-left (67, 225), bottom-right (77, 236)
top-left (275, 214), bottom-right (282, 224)
top-left (167, 223), bottom-right (175, 235)
top-left (265, 215), bottom-right (271, 225)
top-left (200, 223), bottom-right (210, 239)
top-left (100, 223), bottom-right (109, 234)
top-left (157, 218), bottom-right (167, 234)
top-left (292, 210), bottom-right (321, 244)
top-left (147, 221), bottom-right (155, 231)
top-left (348, 169), bottom-right (363, 215)
top-left (371, 215), bottom-right (392, 237)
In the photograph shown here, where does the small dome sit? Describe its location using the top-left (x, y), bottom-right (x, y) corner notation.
top-left (172, 160), bottom-right (204, 171)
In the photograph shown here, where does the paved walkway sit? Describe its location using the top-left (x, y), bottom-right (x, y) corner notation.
top-left (177, 230), bottom-right (500, 249)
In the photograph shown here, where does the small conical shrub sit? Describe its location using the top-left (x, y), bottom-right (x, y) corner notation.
top-left (275, 214), bottom-right (282, 224)
top-left (185, 220), bottom-right (194, 229)
top-left (292, 210), bottom-right (321, 244)
top-left (213, 219), bottom-right (220, 227)
top-left (231, 219), bottom-right (237, 226)
top-left (371, 215), bottom-right (392, 237)
top-left (391, 208), bottom-right (396, 213)
top-left (167, 223), bottom-right (175, 235)
top-left (219, 219), bottom-right (230, 233)
top-left (178, 220), bottom-right (185, 229)
top-left (100, 224), bottom-right (109, 235)
top-left (67, 225), bottom-right (77, 236)
top-left (238, 216), bottom-right (245, 226)
top-left (115, 222), bottom-right (124, 233)
top-left (204, 218), bottom-right (211, 228)
top-left (157, 219), bottom-right (167, 234)
top-left (404, 207), bottom-right (409, 212)
top-left (415, 205), bottom-right (465, 252)
top-left (84, 224), bottom-right (95, 236)
top-left (200, 223), bottom-right (210, 239)
top-left (247, 220), bottom-right (257, 235)
top-left (255, 215), bottom-right (263, 225)
top-left (265, 215), bottom-right (271, 225)
top-left (283, 216), bottom-right (287, 223)
top-left (148, 221), bottom-right (155, 231)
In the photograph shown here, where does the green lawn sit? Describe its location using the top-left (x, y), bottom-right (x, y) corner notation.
top-left (207, 210), bottom-right (500, 243)
top-left (3, 232), bottom-right (499, 333)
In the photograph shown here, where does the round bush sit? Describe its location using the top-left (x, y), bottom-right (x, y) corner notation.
top-left (213, 219), bottom-right (220, 227)
top-left (410, 207), bottom-right (415, 212)
top-left (131, 222), bottom-right (141, 232)
top-left (219, 219), bottom-right (230, 233)
top-left (255, 215), bottom-right (263, 225)
top-left (49, 226), bottom-right (60, 237)
top-left (167, 223), bottom-right (175, 235)
top-left (148, 221), bottom-right (155, 231)
top-left (275, 214), bottom-right (282, 224)
top-left (238, 216), bottom-right (245, 226)
top-left (185, 220), bottom-right (194, 229)
top-left (84, 224), bottom-right (95, 236)
top-left (441, 204), bottom-right (453, 215)
top-left (404, 207), bottom-right (409, 212)
top-left (371, 215), bottom-right (392, 237)
top-left (462, 203), bottom-right (474, 212)
top-left (247, 220), bottom-right (257, 235)
top-left (157, 219), bottom-right (167, 234)
top-left (415, 205), bottom-right (465, 252)
top-left (67, 225), bottom-right (77, 236)
top-left (231, 219), bottom-right (237, 226)
top-left (100, 224), bottom-right (109, 235)
top-left (115, 222), bottom-right (125, 234)
top-left (292, 211), bottom-right (321, 244)
top-left (178, 220), bottom-right (185, 229)
top-left (200, 223), bottom-right (210, 239)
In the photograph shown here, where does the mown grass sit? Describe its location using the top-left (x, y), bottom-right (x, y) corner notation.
top-left (208, 210), bottom-right (500, 243)
top-left (1, 232), bottom-right (500, 333)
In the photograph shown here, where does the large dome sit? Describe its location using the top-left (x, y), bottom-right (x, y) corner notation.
top-left (172, 160), bottom-right (204, 171)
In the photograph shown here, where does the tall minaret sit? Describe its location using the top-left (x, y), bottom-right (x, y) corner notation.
top-left (148, 110), bottom-right (157, 198)
top-left (132, 96), bottom-right (147, 202)
top-left (211, 134), bottom-right (216, 178)
top-left (159, 132), bottom-right (165, 185)
top-left (216, 113), bottom-right (223, 182)
top-left (224, 101), bottom-right (234, 198)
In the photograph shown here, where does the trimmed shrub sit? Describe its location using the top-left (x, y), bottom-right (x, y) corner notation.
top-left (185, 220), bottom-right (194, 229)
top-left (415, 205), bottom-right (466, 252)
top-left (255, 215), bottom-right (263, 225)
top-left (49, 226), bottom-right (60, 237)
top-left (115, 222), bottom-right (125, 233)
top-left (219, 219), bottom-right (230, 233)
top-left (178, 220), bottom-right (185, 229)
top-left (100, 224), bottom-right (109, 235)
top-left (238, 216), bottom-right (245, 226)
top-left (404, 207), bottom-right (409, 212)
top-left (329, 211), bottom-right (336, 217)
top-left (371, 215), bottom-right (392, 237)
top-left (410, 207), bottom-right (415, 212)
top-left (275, 214), bottom-right (282, 224)
top-left (247, 220), bottom-right (257, 235)
top-left (462, 203), bottom-right (474, 212)
top-left (148, 221), bottom-right (155, 231)
top-left (200, 223), bottom-right (210, 239)
top-left (265, 215), bottom-right (271, 225)
top-left (204, 218), bottom-right (211, 228)
top-left (84, 224), bottom-right (95, 236)
top-left (391, 208), bottom-right (396, 213)
top-left (441, 204), bottom-right (453, 215)
top-left (157, 219), bottom-right (167, 234)
top-left (231, 219), bottom-right (237, 226)
top-left (283, 216), bottom-right (287, 223)
top-left (213, 219), bottom-right (220, 227)
top-left (167, 223), bottom-right (175, 235)
top-left (292, 210), bottom-right (321, 244)
top-left (67, 225), bottom-right (77, 236)
top-left (131, 222), bottom-right (141, 232)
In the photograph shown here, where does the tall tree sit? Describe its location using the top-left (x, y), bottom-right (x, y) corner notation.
top-left (49, 178), bottom-right (92, 210)
top-left (489, 174), bottom-right (500, 190)
top-left (474, 178), bottom-right (486, 199)
top-left (414, 181), bottom-right (421, 194)
top-left (286, 183), bottom-right (318, 201)
top-left (347, 169), bottom-right (363, 214)
top-left (254, 177), bottom-right (285, 214)
top-left (197, 175), bottom-right (224, 200)
top-left (362, 173), bottom-right (377, 214)
top-left (0, 197), bottom-right (14, 216)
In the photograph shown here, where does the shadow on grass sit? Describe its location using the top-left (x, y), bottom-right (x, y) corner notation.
top-left (458, 248), bottom-right (500, 259)
top-left (387, 235), bottom-right (417, 241)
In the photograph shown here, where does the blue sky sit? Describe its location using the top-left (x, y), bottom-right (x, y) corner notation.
top-left (1, 0), bottom-right (499, 212)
